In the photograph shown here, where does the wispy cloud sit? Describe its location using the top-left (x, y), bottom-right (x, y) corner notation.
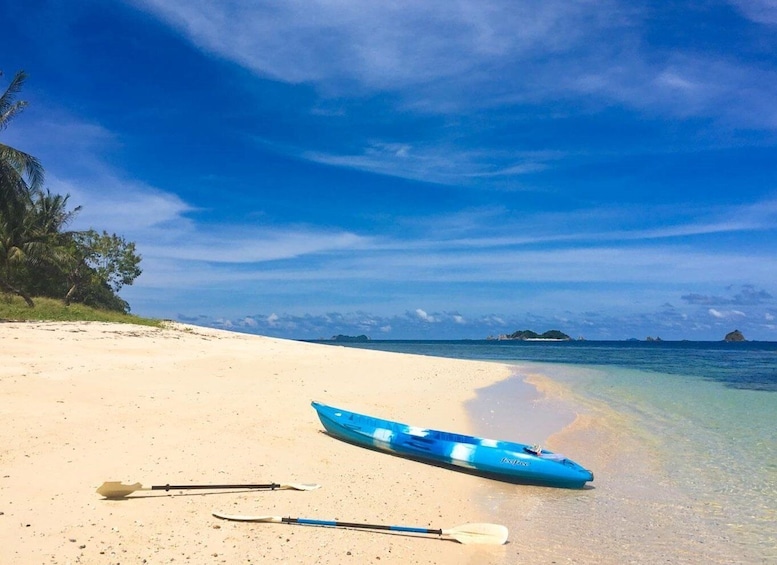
top-left (141, 229), bottom-right (367, 263)
top-left (728, 0), bottom-right (777, 25)
top-left (18, 106), bottom-right (777, 296)
top-left (131, 0), bottom-right (777, 129)
top-left (593, 54), bottom-right (777, 128)
top-left (708, 308), bottom-right (746, 319)
top-left (54, 174), bottom-right (196, 236)
top-left (682, 285), bottom-right (774, 306)
top-left (303, 143), bottom-right (558, 186)
top-left (130, 0), bottom-right (612, 92)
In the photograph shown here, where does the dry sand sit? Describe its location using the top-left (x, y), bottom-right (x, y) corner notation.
top-left (1, 321), bottom-right (523, 564)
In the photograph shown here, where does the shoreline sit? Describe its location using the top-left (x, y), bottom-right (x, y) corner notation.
top-left (1, 321), bottom-right (531, 564)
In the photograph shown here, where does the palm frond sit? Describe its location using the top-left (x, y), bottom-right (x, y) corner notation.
top-left (0, 70), bottom-right (44, 190)
top-left (0, 144), bottom-right (44, 191)
top-left (0, 70), bottom-right (28, 118)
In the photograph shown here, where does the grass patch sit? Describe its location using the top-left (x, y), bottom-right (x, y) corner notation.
top-left (0, 293), bottom-right (162, 327)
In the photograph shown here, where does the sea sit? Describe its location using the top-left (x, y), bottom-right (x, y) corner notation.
top-left (310, 339), bottom-right (776, 564)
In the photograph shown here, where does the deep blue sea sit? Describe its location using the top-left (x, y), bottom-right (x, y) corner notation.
top-left (310, 339), bottom-right (777, 392)
top-left (310, 339), bottom-right (776, 563)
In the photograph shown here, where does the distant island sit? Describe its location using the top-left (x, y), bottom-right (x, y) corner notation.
top-left (492, 329), bottom-right (572, 341)
top-left (327, 334), bottom-right (370, 343)
top-left (724, 330), bottom-right (746, 342)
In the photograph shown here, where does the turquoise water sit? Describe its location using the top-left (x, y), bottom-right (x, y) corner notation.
top-left (314, 340), bottom-right (776, 563)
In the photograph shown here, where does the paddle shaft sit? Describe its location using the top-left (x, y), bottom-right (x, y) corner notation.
top-left (212, 512), bottom-right (508, 544)
top-left (152, 483), bottom-right (285, 491)
top-left (281, 517), bottom-right (442, 536)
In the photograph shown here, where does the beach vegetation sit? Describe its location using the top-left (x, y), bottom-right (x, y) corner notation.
top-left (0, 69), bottom-right (142, 312)
top-left (0, 293), bottom-right (160, 326)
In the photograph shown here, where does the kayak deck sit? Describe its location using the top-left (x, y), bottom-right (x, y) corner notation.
top-left (312, 401), bottom-right (593, 489)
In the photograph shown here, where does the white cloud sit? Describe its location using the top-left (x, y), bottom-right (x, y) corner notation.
top-left (131, 0), bottom-right (607, 92)
top-left (729, 0), bottom-right (777, 25)
top-left (142, 229), bottom-right (366, 264)
top-left (303, 142), bottom-right (561, 186)
top-left (415, 308), bottom-right (436, 322)
top-left (190, 303), bottom-right (777, 341)
top-left (12, 111), bottom-right (372, 268)
top-left (130, 0), bottom-right (777, 128)
top-left (708, 308), bottom-right (747, 319)
top-left (53, 174), bottom-right (196, 236)
top-left (6, 111), bottom-right (199, 239)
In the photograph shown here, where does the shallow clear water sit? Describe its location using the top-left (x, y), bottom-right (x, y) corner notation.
top-left (317, 340), bottom-right (777, 563)
top-left (526, 362), bottom-right (775, 563)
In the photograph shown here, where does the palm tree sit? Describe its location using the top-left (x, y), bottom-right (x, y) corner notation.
top-left (1, 70), bottom-right (44, 207)
top-left (0, 183), bottom-right (38, 305)
top-left (0, 190), bottom-right (80, 306)
top-left (0, 70), bottom-right (48, 306)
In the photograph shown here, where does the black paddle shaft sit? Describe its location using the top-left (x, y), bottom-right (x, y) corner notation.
top-left (152, 483), bottom-right (282, 491)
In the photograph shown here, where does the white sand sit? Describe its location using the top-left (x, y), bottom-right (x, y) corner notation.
top-left (1, 321), bottom-right (522, 564)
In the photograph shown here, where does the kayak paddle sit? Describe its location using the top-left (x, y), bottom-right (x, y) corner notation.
top-left (212, 511), bottom-right (508, 545)
top-left (97, 481), bottom-right (320, 499)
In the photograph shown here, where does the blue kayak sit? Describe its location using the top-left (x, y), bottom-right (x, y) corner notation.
top-left (312, 402), bottom-right (593, 489)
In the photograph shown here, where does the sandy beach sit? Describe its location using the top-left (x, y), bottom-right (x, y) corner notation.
top-left (1, 321), bottom-right (522, 564)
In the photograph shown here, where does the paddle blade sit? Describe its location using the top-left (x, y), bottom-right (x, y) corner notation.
top-left (96, 481), bottom-right (145, 499)
top-left (280, 483), bottom-right (321, 491)
top-left (442, 523), bottom-right (509, 545)
top-left (213, 512), bottom-right (282, 523)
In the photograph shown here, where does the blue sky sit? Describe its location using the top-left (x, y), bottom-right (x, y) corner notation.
top-left (2, 0), bottom-right (776, 340)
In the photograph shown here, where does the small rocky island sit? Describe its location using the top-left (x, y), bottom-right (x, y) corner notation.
top-left (493, 329), bottom-right (572, 341)
top-left (325, 334), bottom-right (370, 342)
top-left (724, 330), bottom-right (746, 342)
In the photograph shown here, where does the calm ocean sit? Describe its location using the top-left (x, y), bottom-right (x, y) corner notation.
top-left (312, 339), bottom-right (776, 563)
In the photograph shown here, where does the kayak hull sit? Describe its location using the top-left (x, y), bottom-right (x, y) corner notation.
top-left (311, 401), bottom-right (593, 489)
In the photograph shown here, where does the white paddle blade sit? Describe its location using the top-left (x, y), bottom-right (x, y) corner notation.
top-left (442, 523), bottom-right (509, 545)
top-left (96, 481), bottom-right (146, 498)
top-left (213, 511), bottom-right (282, 523)
top-left (280, 483), bottom-right (321, 491)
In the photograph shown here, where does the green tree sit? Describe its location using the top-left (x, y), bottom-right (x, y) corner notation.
top-left (1, 70), bottom-right (44, 204)
top-left (0, 69), bottom-right (47, 306)
top-left (0, 189), bottom-right (79, 306)
top-left (63, 230), bottom-right (142, 311)
top-left (1, 69), bottom-right (142, 312)
top-left (0, 176), bottom-right (35, 304)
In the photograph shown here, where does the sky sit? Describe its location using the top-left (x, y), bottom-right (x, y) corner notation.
top-left (2, 0), bottom-right (776, 340)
